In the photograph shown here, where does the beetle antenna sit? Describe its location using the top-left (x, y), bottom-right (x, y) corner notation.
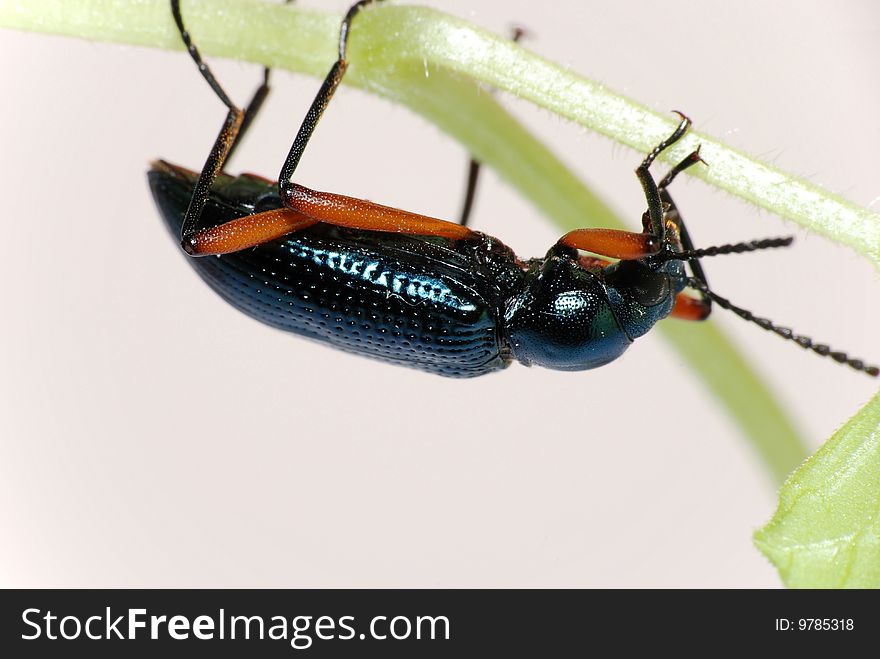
top-left (685, 277), bottom-right (878, 377)
top-left (659, 236), bottom-right (794, 261)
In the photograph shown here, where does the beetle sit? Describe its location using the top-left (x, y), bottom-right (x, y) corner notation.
top-left (148, 0), bottom-right (877, 378)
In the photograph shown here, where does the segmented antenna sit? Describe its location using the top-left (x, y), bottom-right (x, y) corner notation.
top-left (658, 237), bottom-right (794, 262)
top-left (686, 277), bottom-right (878, 377)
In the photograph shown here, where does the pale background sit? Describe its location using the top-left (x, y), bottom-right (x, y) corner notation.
top-left (1, 1), bottom-right (878, 587)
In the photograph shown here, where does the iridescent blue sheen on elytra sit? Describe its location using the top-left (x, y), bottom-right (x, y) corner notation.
top-left (149, 164), bottom-right (523, 377)
top-left (148, 163), bottom-right (683, 377)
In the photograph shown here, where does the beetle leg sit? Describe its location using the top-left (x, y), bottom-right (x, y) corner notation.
top-left (183, 208), bottom-right (318, 256)
top-left (669, 292), bottom-right (712, 321)
top-left (658, 145), bottom-right (705, 191)
top-left (175, 0), bottom-right (448, 258)
top-left (277, 0), bottom-right (383, 199)
top-left (170, 0), bottom-right (245, 250)
top-left (171, 0), bottom-right (242, 215)
top-left (458, 159), bottom-right (482, 228)
top-left (183, 0), bottom-right (476, 257)
top-left (635, 112), bottom-right (692, 239)
top-left (186, 182), bottom-right (474, 256)
top-left (658, 147), bottom-right (712, 312)
top-left (178, 0), bottom-right (478, 258)
top-left (557, 228), bottom-right (661, 260)
top-left (553, 121), bottom-right (702, 263)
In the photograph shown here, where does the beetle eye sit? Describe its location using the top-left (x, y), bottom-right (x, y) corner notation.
top-left (605, 260), bottom-right (669, 306)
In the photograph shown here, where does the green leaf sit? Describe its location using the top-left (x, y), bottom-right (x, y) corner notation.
top-left (755, 391), bottom-right (880, 588)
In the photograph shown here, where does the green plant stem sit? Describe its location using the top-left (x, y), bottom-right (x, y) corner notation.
top-left (4, 0), bottom-right (878, 266)
top-left (0, 0), bottom-right (817, 481)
